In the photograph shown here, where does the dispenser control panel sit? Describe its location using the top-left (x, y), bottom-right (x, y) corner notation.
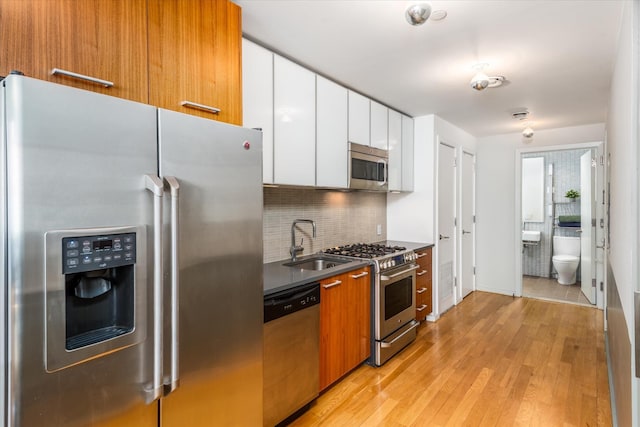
top-left (62, 233), bottom-right (136, 274)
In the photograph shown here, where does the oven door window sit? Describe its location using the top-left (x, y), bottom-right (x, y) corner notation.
top-left (352, 158), bottom-right (385, 182)
top-left (384, 276), bottom-right (413, 320)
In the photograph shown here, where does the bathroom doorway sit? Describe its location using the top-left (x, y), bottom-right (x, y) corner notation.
top-left (516, 143), bottom-right (605, 308)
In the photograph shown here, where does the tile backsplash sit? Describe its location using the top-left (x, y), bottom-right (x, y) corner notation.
top-left (263, 187), bottom-right (387, 263)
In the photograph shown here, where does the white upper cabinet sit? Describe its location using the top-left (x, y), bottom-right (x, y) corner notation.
top-left (316, 76), bottom-right (348, 188)
top-left (388, 109), bottom-right (402, 191)
top-left (242, 39), bottom-right (274, 184)
top-left (401, 114), bottom-right (415, 192)
top-left (273, 55), bottom-right (316, 186)
top-left (348, 90), bottom-right (370, 146)
top-left (370, 101), bottom-right (388, 150)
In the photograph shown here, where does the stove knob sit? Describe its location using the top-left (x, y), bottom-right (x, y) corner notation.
top-left (382, 261), bottom-right (388, 269)
top-left (391, 260), bottom-right (396, 267)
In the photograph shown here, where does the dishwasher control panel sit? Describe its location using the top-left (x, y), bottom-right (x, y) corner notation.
top-left (263, 282), bottom-right (320, 323)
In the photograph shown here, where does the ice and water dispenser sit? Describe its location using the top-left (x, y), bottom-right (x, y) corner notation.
top-left (45, 226), bottom-right (147, 372)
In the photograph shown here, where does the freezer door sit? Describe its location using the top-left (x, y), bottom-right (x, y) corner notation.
top-left (158, 109), bottom-right (263, 426)
top-left (1, 80), bottom-right (6, 427)
top-left (2, 76), bottom-right (158, 426)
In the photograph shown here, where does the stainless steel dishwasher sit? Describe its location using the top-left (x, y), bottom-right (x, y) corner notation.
top-left (263, 282), bottom-right (320, 427)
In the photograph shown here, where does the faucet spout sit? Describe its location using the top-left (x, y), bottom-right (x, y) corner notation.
top-left (290, 219), bottom-right (317, 261)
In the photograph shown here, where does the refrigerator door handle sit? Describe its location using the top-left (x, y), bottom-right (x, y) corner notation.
top-left (164, 176), bottom-right (180, 395)
top-left (144, 174), bottom-right (164, 403)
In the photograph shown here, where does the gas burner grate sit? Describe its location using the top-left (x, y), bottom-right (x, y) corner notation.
top-left (323, 243), bottom-right (406, 259)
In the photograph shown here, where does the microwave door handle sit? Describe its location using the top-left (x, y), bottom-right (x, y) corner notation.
top-left (144, 174), bottom-right (164, 403)
top-left (164, 176), bottom-right (180, 395)
top-left (378, 158), bottom-right (388, 187)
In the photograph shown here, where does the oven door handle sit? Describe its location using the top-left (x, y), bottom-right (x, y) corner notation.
top-left (380, 264), bottom-right (419, 281)
top-left (380, 321), bottom-right (420, 348)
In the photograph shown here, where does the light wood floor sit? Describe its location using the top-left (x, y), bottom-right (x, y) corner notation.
top-left (291, 292), bottom-right (612, 427)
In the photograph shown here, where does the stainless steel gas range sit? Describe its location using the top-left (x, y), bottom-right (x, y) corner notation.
top-left (323, 243), bottom-right (420, 366)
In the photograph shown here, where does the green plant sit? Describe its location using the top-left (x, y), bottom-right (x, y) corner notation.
top-left (565, 189), bottom-right (580, 199)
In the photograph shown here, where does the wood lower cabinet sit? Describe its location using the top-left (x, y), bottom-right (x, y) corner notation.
top-left (148, 0), bottom-right (242, 124)
top-left (415, 246), bottom-right (433, 321)
top-left (319, 266), bottom-right (371, 391)
top-left (0, 0), bottom-right (149, 103)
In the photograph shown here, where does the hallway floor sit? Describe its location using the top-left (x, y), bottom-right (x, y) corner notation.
top-left (291, 292), bottom-right (611, 426)
top-left (523, 275), bottom-right (592, 306)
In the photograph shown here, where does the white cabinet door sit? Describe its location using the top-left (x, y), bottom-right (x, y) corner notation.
top-left (401, 114), bottom-right (414, 191)
top-left (317, 76), bottom-right (348, 188)
top-left (370, 100), bottom-right (388, 150)
top-left (273, 55), bottom-right (316, 186)
top-left (388, 109), bottom-right (402, 191)
top-left (348, 90), bottom-right (369, 146)
top-left (242, 39), bottom-right (274, 184)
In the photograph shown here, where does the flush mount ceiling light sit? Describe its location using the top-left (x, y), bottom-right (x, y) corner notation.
top-left (522, 126), bottom-right (534, 138)
top-left (470, 63), bottom-right (505, 91)
top-left (405, 3), bottom-right (431, 25)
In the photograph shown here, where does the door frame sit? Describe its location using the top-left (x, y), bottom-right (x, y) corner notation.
top-left (515, 141), bottom-right (605, 308)
top-left (435, 141), bottom-right (457, 315)
top-left (458, 150), bottom-right (476, 301)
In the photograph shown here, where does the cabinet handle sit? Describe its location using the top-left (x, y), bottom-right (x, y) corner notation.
top-left (181, 100), bottom-right (221, 114)
top-left (51, 68), bottom-right (114, 88)
top-left (416, 252), bottom-right (427, 258)
top-left (322, 280), bottom-right (342, 289)
top-left (417, 287), bottom-right (427, 294)
top-left (416, 270), bottom-right (428, 276)
top-left (350, 271), bottom-right (369, 279)
top-left (416, 304), bottom-right (428, 312)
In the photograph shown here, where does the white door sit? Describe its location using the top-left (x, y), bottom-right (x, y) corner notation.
top-left (460, 151), bottom-right (475, 299)
top-left (580, 151), bottom-right (596, 304)
top-left (594, 143), bottom-right (606, 309)
top-left (438, 143), bottom-right (456, 312)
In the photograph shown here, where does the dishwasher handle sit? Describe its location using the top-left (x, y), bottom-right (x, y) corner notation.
top-left (264, 283), bottom-right (320, 323)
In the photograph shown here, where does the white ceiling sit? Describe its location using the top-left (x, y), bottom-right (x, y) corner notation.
top-left (236, 0), bottom-right (625, 137)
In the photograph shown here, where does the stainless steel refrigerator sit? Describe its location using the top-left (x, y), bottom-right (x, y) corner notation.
top-left (0, 75), bottom-right (263, 426)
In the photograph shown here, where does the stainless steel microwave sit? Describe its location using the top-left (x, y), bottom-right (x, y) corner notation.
top-left (348, 142), bottom-right (388, 191)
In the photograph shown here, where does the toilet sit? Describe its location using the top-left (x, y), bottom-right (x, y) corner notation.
top-left (552, 236), bottom-right (581, 285)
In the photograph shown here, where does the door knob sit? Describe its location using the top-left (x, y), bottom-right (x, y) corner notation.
top-left (439, 234), bottom-right (450, 240)
top-left (462, 230), bottom-right (471, 235)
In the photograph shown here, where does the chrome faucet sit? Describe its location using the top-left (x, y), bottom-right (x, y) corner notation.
top-left (290, 219), bottom-right (316, 261)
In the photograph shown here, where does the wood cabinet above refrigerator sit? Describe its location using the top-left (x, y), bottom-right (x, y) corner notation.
top-left (0, 0), bottom-right (149, 103)
top-left (148, 0), bottom-right (243, 125)
top-left (0, 0), bottom-right (243, 125)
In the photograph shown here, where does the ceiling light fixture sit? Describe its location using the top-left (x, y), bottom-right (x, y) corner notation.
top-left (430, 10), bottom-right (447, 21)
top-left (405, 3), bottom-right (431, 26)
top-left (470, 63), bottom-right (505, 91)
top-left (522, 126), bottom-right (534, 138)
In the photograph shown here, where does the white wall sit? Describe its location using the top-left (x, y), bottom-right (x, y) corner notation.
top-left (387, 115), bottom-right (476, 243)
top-left (475, 124), bottom-right (605, 295)
top-left (434, 116), bottom-right (477, 153)
top-left (607, 0), bottom-right (637, 342)
top-left (387, 115), bottom-right (435, 243)
top-left (605, 0), bottom-right (639, 425)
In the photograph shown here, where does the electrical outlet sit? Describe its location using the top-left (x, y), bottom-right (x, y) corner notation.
top-left (376, 224), bottom-right (382, 235)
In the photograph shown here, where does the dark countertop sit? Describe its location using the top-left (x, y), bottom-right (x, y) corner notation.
top-left (263, 255), bottom-right (372, 296)
top-left (374, 240), bottom-right (434, 251)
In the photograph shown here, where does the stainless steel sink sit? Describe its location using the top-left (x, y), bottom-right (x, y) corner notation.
top-left (283, 255), bottom-right (349, 271)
